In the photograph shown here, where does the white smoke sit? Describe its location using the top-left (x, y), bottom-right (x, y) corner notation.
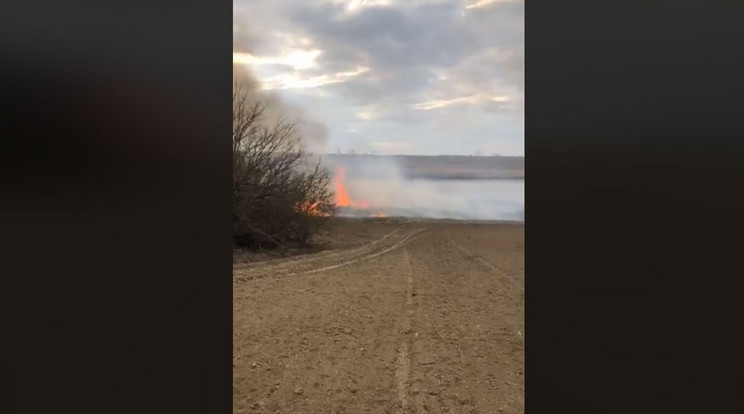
top-left (322, 154), bottom-right (524, 221)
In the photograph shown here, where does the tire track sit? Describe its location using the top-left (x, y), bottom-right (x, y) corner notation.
top-left (234, 228), bottom-right (399, 273)
top-left (234, 228), bottom-right (401, 273)
top-left (449, 237), bottom-right (522, 295)
top-left (288, 228), bottom-right (427, 276)
top-left (449, 237), bottom-right (497, 272)
top-left (233, 228), bottom-right (403, 281)
top-left (449, 234), bottom-right (525, 401)
top-left (394, 247), bottom-right (417, 413)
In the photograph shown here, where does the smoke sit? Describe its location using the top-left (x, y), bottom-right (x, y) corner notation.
top-left (233, 60), bottom-right (329, 154)
top-left (323, 154), bottom-right (525, 221)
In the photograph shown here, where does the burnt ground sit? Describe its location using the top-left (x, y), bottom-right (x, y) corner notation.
top-left (233, 218), bottom-right (524, 413)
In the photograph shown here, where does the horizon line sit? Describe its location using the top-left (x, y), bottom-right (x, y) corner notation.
top-left (311, 153), bottom-right (525, 157)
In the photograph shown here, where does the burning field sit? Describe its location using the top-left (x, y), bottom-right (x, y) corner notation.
top-left (333, 166), bottom-right (387, 218)
top-left (323, 155), bottom-right (525, 222)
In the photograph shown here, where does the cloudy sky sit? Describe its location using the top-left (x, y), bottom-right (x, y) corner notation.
top-left (233, 0), bottom-right (523, 156)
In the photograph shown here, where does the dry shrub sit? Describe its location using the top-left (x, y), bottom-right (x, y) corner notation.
top-left (233, 81), bottom-right (335, 249)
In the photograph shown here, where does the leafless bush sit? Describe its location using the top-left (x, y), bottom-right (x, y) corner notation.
top-left (233, 81), bottom-right (335, 249)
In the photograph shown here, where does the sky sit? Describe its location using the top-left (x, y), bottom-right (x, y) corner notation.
top-left (233, 0), bottom-right (524, 156)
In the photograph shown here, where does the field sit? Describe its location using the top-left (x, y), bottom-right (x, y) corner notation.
top-left (324, 154), bottom-right (525, 180)
top-left (233, 218), bottom-right (524, 413)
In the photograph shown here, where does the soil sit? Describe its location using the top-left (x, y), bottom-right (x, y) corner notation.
top-left (233, 218), bottom-right (524, 413)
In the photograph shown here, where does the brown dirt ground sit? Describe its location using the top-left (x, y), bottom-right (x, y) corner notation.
top-left (233, 218), bottom-right (524, 413)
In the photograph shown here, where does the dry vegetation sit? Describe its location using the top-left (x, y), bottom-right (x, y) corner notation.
top-left (232, 81), bottom-right (335, 249)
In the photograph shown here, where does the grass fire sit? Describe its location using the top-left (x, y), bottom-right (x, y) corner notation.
top-left (333, 166), bottom-right (386, 217)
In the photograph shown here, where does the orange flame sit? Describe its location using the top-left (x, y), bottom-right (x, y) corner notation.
top-left (333, 166), bottom-right (387, 217)
top-left (334, 166), bottom-right (351, 207)
top-left (296, 201), bottom-right (330, 217)
top-left (334, 166), bottom-right (369, 209)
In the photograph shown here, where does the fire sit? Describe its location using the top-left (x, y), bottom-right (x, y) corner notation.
top-left (296, 201), bottom-right (330, 217)
top-left (333, 166), bottom-right (387, 217)
top-left (334, 166), bottom-right (369, 208)
top-left (296, 165), bottom-right (386, 218)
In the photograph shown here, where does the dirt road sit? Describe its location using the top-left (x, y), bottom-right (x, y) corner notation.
top-left (233, 220), bottom-right (524, 413)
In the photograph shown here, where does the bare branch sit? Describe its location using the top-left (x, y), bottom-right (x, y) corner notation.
top-left (233, 78), bottom-right (335, 249)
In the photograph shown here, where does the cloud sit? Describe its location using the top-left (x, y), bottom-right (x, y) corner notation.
top-left (233, 0), bottom-right (524, 155)
top-left (233, 49), bottom-right (322, 70)
top-left (411, 94), bottom-right (510, 110)
top-left (259, 66), bottom-right (370, 90)
top-left (465, 0), bottom-right (518, 9)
